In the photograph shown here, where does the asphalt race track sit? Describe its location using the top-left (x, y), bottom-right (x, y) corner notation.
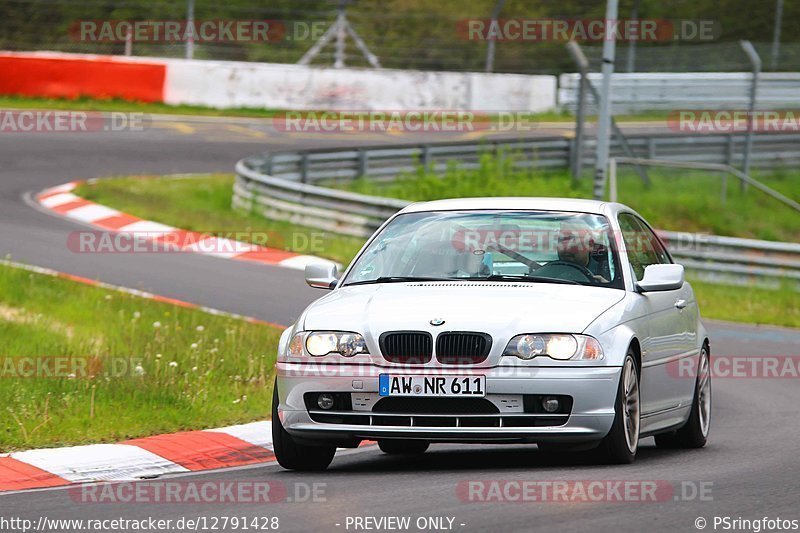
top-left (1, 116), bottom-right (799, 532)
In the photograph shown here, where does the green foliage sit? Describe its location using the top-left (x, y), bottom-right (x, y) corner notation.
top-left (0, 263), bottom-right (282, 451)
top-left (3, 0), bottom-right (799, 73)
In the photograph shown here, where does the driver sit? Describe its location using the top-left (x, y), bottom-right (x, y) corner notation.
top-left (556, 220), bottom-right (610, 283)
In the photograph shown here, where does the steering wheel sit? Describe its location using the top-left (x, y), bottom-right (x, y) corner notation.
top-left (533, 260), bottom-right (595, 282)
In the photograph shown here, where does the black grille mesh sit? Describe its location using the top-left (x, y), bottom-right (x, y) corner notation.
top-left (436, 332), bottom-right (492, 364)
top-left (380, 331), bottom-right (433, 363)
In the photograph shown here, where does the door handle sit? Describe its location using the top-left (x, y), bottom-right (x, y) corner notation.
top-left (675, 299), bottom-right (688, 309)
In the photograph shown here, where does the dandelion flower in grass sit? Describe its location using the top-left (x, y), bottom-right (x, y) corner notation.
top-left (242, 395), bottom-right (248, 402)
top-left (67, 373), bottom-right (76, 379)
top-left (134, 364), bottom-right (145, 376)
top-left (155, 353), bottom-right (162, 359)
top-left (190, 343), bottom-right (198, 350)
top-left (192, 366), bottom-right (198, 372)
top-left (196, 325), bottom-right (205, 332)
top-left (104, 295), bottom-right (112, 301)
top-left (168, 361), bottom-right (178, 368)
top-left (233, 398), bottom-right (241, 404)
top-left (133, 311), bottom-right (141, 319)
top-left (152, 321), bottom-right (162, 329)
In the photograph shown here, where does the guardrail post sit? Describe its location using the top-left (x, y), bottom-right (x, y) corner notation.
top-left (647, 137), bottom-right (656, 160)
top-left (609, 158), bottom-right (618, 202)
top-left (301, 153), bottom-right (310, 184)
top-left (264, 155), bottom-right (273, 176)
top-left (721, 172), bottom-right (728, 206)
top-left (566, 41), bottom-right (588, 180)
top-left (726, 135), bottom-right (735, 166)
top-left (740, 40), bottom-right (762, 192)
top-left (422, 144), bottom-right (431, 173)
top-left (357, 149), bottom-right (369, 178)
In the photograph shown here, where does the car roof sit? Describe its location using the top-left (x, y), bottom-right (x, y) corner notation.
top-left (397, 197), bottom-right (618, 215)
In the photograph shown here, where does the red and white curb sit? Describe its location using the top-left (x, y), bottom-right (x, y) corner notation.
top-left (0, 421), bottom-right (275, 492)
top-left (36, 180), bottom-right (335, 271)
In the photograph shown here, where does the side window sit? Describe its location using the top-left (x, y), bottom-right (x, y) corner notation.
top-left (618, 214), bottom-right (670, 281)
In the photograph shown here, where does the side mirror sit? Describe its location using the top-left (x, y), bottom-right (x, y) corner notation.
top-left (305, 262), bottom-right (339, 290)
top-left (636, 264), bottom-right (684, 292)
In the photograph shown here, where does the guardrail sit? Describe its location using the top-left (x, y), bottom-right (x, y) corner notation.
top-left (658, 231), bottom-right (800, 286)
top-left (248, 132), bottom-right (800, 185)
top-left (559, 73), bottom-right (800, 113)
top-left (234, 133), bottom-right (800, 285)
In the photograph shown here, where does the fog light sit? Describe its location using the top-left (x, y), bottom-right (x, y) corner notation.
top-left (541, 396), bottom-right (560, 413)
top-left (317, 393), bottom-right (335, 410)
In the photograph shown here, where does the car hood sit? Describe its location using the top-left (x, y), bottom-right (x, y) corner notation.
top-left (302, 281), bottom-right (625, 338)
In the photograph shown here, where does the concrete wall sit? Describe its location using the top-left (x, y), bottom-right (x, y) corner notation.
top-left (161, 58), bottom-right (557, 112)
top-left (0, 51), bottom-right (558, 112)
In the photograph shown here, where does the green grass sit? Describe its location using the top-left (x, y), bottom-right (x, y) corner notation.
top-left (691, 279), bottom-right (800, 329)
top-left (75, 175), bottom-right (365, 265)
top-left (0, 95), bottom-right (286, 119)
top-left (0, 262), bottom-right (282, 451)
top-left (0, 94), bottom-right (674, 123)
top-left (333, 154), bottom-right (800, 243)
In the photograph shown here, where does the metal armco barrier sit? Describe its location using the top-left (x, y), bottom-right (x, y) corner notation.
top-left (657, 231), bottom-right (800, 286)
top-left (559, 73), bottom-right (800, 113)
top-left (246, 132), bottom-right (800, 186)
top-left (234, 133), bottom-right (800, 285)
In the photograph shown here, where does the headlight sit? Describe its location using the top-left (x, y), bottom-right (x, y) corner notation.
top-left (291, 331), bottom-right (369, 357)
top-left (503, 334), bottom-right (603, 361)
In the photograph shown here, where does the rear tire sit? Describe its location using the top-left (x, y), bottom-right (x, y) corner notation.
top-left (378, 439), bottom-right (429, 455)
top-left (655, 345), bottom-right (711, 449)
top-left (599, 351), bottom-right (640, 464)
top-left (272, 382), bottom-right (336, 471)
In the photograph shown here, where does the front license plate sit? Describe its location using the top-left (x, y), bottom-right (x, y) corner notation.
top-left (379, 374), bottom-right (486, 397)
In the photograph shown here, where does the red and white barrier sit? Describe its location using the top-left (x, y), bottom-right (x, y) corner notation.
top-left (0, 51), bottom-right (557, 112)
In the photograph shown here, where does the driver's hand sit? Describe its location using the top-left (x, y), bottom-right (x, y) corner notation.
top-left (592, 274), bottom-right (610, 284)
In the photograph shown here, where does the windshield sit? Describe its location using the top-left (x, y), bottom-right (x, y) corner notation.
top-left (343, 210), bottom-right (624, 289)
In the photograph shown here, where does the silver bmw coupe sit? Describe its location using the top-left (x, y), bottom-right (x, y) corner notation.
top-left (272, 198), bottom-right (711, 470)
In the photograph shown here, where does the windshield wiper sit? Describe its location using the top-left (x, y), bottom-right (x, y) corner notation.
top-left (344, 276), bottom-right (454, 287)
top-left (459, 274), bottom-right (581, 286)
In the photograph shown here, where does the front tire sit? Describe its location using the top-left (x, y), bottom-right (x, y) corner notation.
top-left (378, 439), bottom-right (429, 455)
top-left (655, 345), bottom-right (711, 449)
top-left (600, 351), bottom-right (640, 464)
top-left (272, 382), bottom-right (336, 471)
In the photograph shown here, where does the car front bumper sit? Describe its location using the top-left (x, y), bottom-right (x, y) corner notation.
top-left (276, 362), bottom-right (621, 444)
